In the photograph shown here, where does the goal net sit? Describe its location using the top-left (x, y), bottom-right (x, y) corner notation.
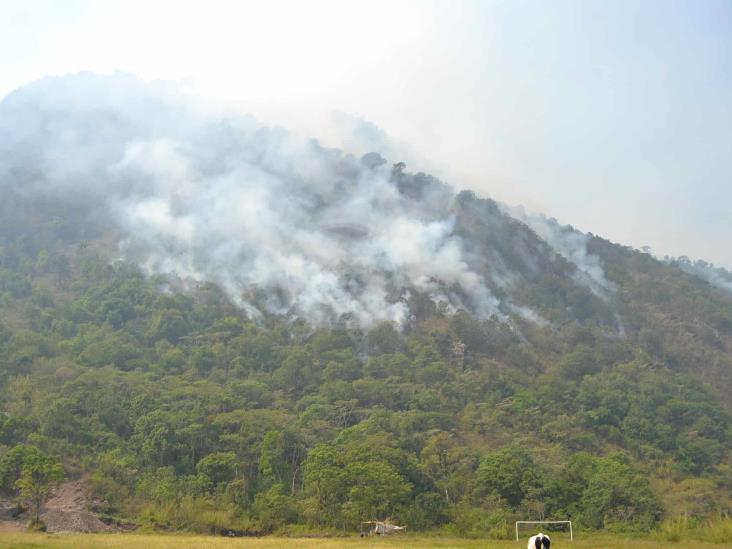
top-left (515, 520), bottom-right (573, 541)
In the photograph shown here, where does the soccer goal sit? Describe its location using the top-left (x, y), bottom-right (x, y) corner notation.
top-left (515, 520), bottom-right (573, 542)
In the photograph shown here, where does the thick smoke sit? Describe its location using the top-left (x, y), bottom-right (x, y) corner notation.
top-left (0, 73), bottom-right (502, 326)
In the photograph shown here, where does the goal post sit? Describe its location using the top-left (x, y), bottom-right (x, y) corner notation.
top-left (515, 520), bottom-right (573, 542)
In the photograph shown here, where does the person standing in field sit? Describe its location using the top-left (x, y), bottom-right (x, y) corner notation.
top-left (528, 532), bottom-right (551, 549)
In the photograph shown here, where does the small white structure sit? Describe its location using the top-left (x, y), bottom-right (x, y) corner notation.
top-left (361, 520), bottom-right (407, 536)
top-left (515, 520), bottom-right (573, 542)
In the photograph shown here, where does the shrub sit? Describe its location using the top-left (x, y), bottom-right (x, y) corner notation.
top-left (26, 518), bottom-right (46, 532)
top-left (700, 515), bottom-right (732, 544)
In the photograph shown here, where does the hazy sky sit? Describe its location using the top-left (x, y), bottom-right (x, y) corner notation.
top-left (2, 0), bottom-right (731, 267)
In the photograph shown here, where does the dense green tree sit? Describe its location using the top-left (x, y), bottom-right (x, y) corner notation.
top-left (197, 452), bottom-right (238, 487)
top-left (475, 447), bottom-right (543, 508)
top-left (579, 455), bottom-right (663, 531)
top-left (15, 449), bottom-right (64, 525)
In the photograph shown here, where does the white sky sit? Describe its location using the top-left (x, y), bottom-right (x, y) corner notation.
top-left (2, 0), bottom-right (732, 267)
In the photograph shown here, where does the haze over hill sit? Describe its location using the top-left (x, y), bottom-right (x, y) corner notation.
top-left (4, 1), bottom-right (732, 271)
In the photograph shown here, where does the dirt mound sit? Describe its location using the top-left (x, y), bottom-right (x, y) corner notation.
top-left (41, 508), bottom-right (112, 533)
top-left (40, 475), bottom-right (114, 533)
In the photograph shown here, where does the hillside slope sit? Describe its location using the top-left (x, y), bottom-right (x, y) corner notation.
top-left (0, 74), bottom-right (730, 535)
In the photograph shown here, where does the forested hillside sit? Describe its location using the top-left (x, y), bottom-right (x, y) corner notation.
top-left (0, 74), bottom-right (731, 537)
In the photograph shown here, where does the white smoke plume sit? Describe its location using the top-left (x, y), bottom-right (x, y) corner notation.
top-left (0, 73), bottom-right (503, 327)
top-left (501, 204), bottom-right (615, 296)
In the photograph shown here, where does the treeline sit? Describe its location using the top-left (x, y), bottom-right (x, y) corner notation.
top-left (0, 204), bottom-right (731, 536)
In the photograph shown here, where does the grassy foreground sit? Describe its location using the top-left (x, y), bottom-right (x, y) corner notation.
top-left (0, 533), bottom-right (727, 549)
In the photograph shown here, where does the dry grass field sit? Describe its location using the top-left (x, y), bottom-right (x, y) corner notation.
top-left (0, 533), bottom-right (728, 549)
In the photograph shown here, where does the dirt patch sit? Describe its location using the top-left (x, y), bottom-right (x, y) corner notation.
top-left (39, 475), bottom-right (114, 533)
top-left (0, 475), bottom-right (118, 533)
top-left (0, 519), bottom-right (24, 532)
top-left (44, 476), bottom-right (89, 512)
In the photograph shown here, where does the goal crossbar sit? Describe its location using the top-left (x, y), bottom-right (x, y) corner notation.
top-left (515, 520), bottom-right (573, 541)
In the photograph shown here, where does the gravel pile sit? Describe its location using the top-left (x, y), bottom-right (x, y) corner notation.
top-left (41, 509), bottom-right (113, 533)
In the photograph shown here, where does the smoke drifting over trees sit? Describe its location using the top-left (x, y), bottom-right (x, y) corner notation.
top-left (0, 73), bottom-right (616, 327)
